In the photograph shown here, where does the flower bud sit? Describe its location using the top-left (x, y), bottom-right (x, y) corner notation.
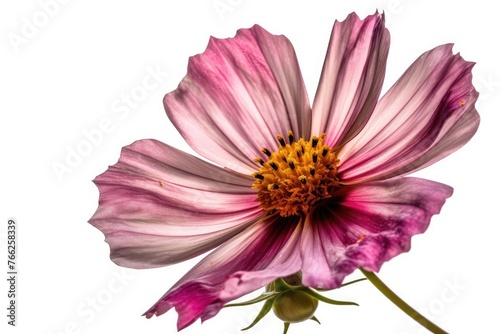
top-left (272, 290), bottom-right (319, 323)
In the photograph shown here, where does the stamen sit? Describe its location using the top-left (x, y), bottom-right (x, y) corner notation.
top-left (310, 168), bottom-right (315, 176)
top-left (269, 162), bottom-right (278, 170)
top-left (277, 135), bottom-right (286, 147)
top-left (313, 154), bottom-right (317, 163)
top-left (312, 137), bottom-right (319, 148)
top-left (288, 130), bottom-right (294, 143)
top-left (254, 158), bottom-right (265, 166)
top-left (255, 173), bottom-right (264, 180)
top-left (299, 175), bottom-right (307, 184)
top-left (289, 161), bottom-right (295, 170)
top-left (262, 148), bottom-right (271, 157)
top-left (322, 148), bottom-right (328, 157)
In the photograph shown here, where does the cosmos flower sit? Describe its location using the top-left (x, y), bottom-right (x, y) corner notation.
top-left (89, 11), bottom-right (479, 331)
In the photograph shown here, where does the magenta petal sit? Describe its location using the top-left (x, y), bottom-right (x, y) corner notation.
top-left (89, 139), bottom-right (263, 269)
top-left (220, 219), bottom-right (302, 302)
top-left (144, 215), bottom-right (302, 330)
top-left (300, 177), bottom-right (452, 289)
top-left (338, 44), bottom-right (479, 183)
top-left (311, 12), bottom-right (390, 147)
top-left (165, 25), bottom-right (311, 174)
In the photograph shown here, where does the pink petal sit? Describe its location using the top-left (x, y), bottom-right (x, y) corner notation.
top-left (165, 25), bottom-right (311, 175)
top-left (311, 12), bottom-right (390, 147)
top-left (144, 215), bottom-right (302, 330)
top-left (338, 44), bottom-right (479, 183)
top-left (89, 139), bottom-right (263, 269)
top-left (300, 177), bottom-right (452, 289)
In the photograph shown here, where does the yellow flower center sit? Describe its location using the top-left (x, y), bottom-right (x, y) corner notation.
top-left (252, 131), bottom-right (340, 217)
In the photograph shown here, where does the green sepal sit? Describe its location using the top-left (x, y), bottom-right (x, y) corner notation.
top-left (225, 292), bottom-right (278, 308)
top-left (273, 278), bottom-right (298, 291)
top-left (310, 315), bottom-right (321, 324)
top-left (315, 278), bottom-right (367, 291)
top-left (274, 278), bottom-right (300, 291)
top-left (241, 298), bottom-right (275, 331)
top-left (282, 322), bottom-right (290, 334)
top-left (299, 287), bottom-right (359, 306)
top-left (340, 278), bottom-right (367, 288)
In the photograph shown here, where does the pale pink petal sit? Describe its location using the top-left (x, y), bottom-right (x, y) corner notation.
top-left (89, 139), bottom-right (263, 269)
top-left (398, 103), bottom-right (479, 173)
top-left (300, 177), bottom-right (452, 289)
top-left (165, 25), bottom-right (311, 175)
top-left (311, 12), bottom-right (390, 147)
top-left (144, 215), bottom-right (302, 330)
top-left (338, 44), bottom-right (479, 183)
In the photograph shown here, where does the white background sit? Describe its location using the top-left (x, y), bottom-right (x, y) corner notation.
top-left (1, 0), bottom-right (499, 333)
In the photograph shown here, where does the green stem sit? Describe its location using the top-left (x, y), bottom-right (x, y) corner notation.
top-left (360, 268), bottom-right (448, 334)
